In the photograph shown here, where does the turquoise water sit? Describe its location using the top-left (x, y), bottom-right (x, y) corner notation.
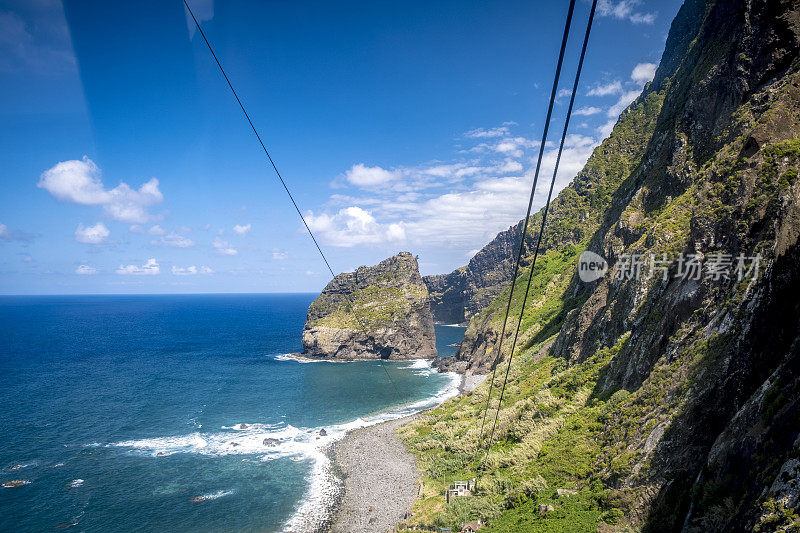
top-left (434, 324), bottom-right (468, 358)
top-left (0, 294), bottom-right (458, 532)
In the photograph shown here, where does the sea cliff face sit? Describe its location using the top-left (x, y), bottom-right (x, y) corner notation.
top-left (423, 220), bottom-right (525, 325)
top-left (301, 252), bottom-right (436, 360)
top-left (398, 0), bottom-right (800, 530)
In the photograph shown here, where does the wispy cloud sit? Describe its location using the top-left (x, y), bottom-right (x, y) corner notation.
top-left (306, 122), bottom-right (599, 251)
top-left (463, 126), bottom-right (511, 138)
top-left (573, 106), bottom-right (603, 116)
top-left (75, 264), bottom-right (98, 275)
top-left (151, 232), bottom-right (194, 248)
top-left (597, 0), bottom-right (656, 25)
top-left (0, 222), bottom-right (35, 243)
top-left (116, 258), bottom-right (160, 275)
top-left (213, 236), bottom-right (237, 255)
top-left (171, 265), bottom-right (213, 275)
top-left (587, 80), bottom-right (622, 96)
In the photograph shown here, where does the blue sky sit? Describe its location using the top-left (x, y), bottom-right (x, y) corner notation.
top-left (0, 0), bottom-right (682, 294)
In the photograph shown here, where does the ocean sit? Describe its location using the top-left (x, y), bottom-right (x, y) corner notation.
top-left (0, 294), bottom-right (461, 532)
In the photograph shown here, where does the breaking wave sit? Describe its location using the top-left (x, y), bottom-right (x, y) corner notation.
top-left (107, 360), bottom-right (460, 532)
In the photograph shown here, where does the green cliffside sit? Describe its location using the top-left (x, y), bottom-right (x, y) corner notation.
top-left (399, 0), bottom-right (800, 531)
top-left (301, 251), bottom-right (436, 360)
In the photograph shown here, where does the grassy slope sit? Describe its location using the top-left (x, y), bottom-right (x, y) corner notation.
top-left (397, 59), bottom-right (800, 531)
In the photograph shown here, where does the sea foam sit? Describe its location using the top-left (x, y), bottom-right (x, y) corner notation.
top-left (108, 360), bottom-right (460, 533)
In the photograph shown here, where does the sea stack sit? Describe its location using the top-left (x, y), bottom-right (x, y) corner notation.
top-left (301, 252), bottom-right (436, 360)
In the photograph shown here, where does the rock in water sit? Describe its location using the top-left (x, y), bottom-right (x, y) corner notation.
top-left (3, 480), bottom-right (30, 488)
top-left (301, 252), bottom-right (436, 360)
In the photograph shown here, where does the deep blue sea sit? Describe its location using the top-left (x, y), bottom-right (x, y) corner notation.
top-left (0, 294), bottom-right (461, 532)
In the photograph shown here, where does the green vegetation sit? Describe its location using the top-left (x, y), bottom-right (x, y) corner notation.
top-left (309, 282), bottom-right (428, 329)
top-left (396, 52), bottom-right (800, 530)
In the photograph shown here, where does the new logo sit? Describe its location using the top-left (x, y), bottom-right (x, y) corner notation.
top-left (578, 250), bottom-right (608, 282)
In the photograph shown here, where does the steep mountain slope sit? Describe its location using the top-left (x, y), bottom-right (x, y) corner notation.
top-left (424, 220), bottom-right (524, 324)
top-left (301, 252), bottom-right (436, 360)
top-left (399, 0), bottom-right (800, 531)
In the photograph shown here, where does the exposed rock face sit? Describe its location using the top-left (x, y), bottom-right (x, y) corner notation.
top-left (406, 0), bottom-right (800, 530)
top-left (301, 252), bottom-right (436, 360)
top-left (424, 220), bottom-right (524, 324)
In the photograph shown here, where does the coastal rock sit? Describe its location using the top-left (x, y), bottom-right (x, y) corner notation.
top-left (262, 438), bottom-right (280, 447)
top-left (301, 252), bottom-right (436, 360)
top-left (319, 429), bottom-right (327, 437)
top-left (2, 480), bottom-right (30, 488)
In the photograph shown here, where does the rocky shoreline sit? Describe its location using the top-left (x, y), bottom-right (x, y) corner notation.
top-left (328, 415), bottom-right (421, 533)
top-left (324, 370), bottom-right (487, 533)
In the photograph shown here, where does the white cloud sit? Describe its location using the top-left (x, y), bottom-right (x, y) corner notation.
top-left (487, 137), bottom-right (539, 158)
top-left (38, 157), bottom-right (163, 223)
top-left (597, 0), bottom-right (656, 24)
top-left (116, 258), bottom-right (159, 275)
top-left (233, 223), bottom-right (251, 236)
top-left (309, 121), bottom-right (604, 262)
top-left (464, 126), bottom-right (511, 138)
top-left (213, 237), bottom-right (237, 255)
top-left (557, 88), bottom-right (572, 99)
top-left (344, 164), bottom-right (400, 187)
top-left (171, 265), bottom-right (213, 275)
top-left (607, 89), bottom-right (643, 117)
top-left (272, 249), bottom-right (289, 260)
top-left (75, 264), bottom-right (98, 275)
top-left (148, 224), bottom-right (165, 235)
top-left (305, 206), bottom-right (407, 247)
top-left (313, 127), bottom-right (600, 251)
top-left (587, 80), bottom-right (622, 96)
top-left (573, 106), bottom-right (603, 116)
top-left (75, 222), bottom-right (110, 244)
top-left (172, 265), bottom-right (198, 275)
top-left (597, 119), bottom-right (617, 139)
top-left (0, 223), bottom-right (9, 239)
top-left (629, 11), bottom-right (656, 24)
top-left (631, 62), bottom-right (657, 84)
top-left (152, 232), bottom-right (194, 248)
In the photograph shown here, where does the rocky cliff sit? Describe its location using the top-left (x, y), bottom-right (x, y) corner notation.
top-left (423, 220), bottom-right (525, 324)
top-left (301, 252), bottom-right (436, 360)
top-left (399, 0), bottom-right (800, 531)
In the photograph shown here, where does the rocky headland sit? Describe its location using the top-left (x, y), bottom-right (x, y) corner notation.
top-left (301, 252), bottom-right (436, 360)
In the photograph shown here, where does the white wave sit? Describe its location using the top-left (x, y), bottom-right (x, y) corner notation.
top-left (108, 362), bottom-right (461, 533)
top-left (437, 323), bottom-right (465, 327)
top-left (9, 462), bottom-right (36, 470)
top-left (400, 359), bottom-right (430, 369)
top-left (274, 354), bottom-right (320, 364)
top-left (190, 489), bottom-right (235, 502)
top-left (68, 479), bottom-right (84, 488)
